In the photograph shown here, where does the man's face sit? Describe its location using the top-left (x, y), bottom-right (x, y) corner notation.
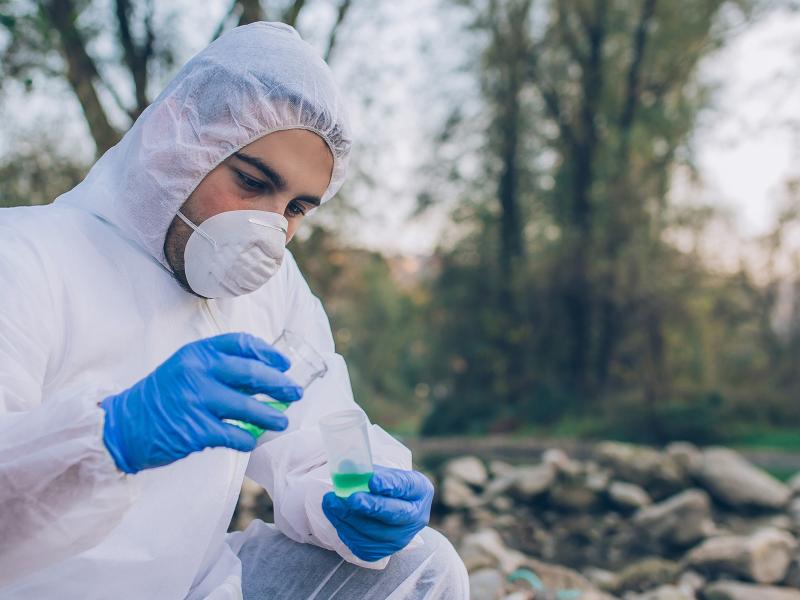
top-left (164, 129), bottom-right (334, 294)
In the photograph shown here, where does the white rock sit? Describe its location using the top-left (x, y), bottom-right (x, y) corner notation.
top-left (627, 584), bottom-right (693, 600)
top-left (609, 481), bottom-right (652, 510)
top-left (686, 527), bottom-right (798, 584)
top-left (441, 476), bottom-right (480, 509)
top-left (788, 497), bottom-right (800, 528)
top-left (491, 496), bottom-right (513, 512)
top-left (459, 529), bottom-right (527, 574)
top-left (676, 570), bottom-right (705, 594)
top-left (665, 441), bottom-right (703, 476)
top-left (703, 581), bottom-right (800, 600)
top-left (445, 456), bottom-right (489, 488)
top-left (469, 568), bottom-right (505, 600)
top-left (511, 464), bottom-right (556, 500)
top-left (787, 471), bottom-right (800, 495)
top-left (694, 447), bottom-right (791, 510)
top-left (501, 592), bottom-right (533, 600)
top-left (543, 448), bottom-right (577, 474)
top-left (633, 489), bottom-right (715, 548)
top-left (489, 460), bottom-right (515, 478)
top-left (597, 442), bottom-right (685, 494)
top-left (483, 474), bottom-right (518, 501)
top-left (583, 566), bottom-right (619, 591)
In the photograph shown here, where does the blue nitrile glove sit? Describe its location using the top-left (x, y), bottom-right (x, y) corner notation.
top-left (101, 332), bottom-right (303, 474)
top-left (322, 466), bottom-right (434, 562)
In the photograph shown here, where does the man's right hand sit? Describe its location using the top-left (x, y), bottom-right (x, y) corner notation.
top-left (100, 332), bottom-right (302, 474)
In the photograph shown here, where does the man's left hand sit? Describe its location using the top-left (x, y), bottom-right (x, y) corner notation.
top-left (322, 465), bottom-right (434, 562)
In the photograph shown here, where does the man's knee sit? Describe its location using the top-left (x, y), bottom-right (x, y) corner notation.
top-left (404, 527), bottom-right (469, 598)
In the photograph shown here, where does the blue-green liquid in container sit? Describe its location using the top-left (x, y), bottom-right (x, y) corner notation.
top-left (332, 472), bottom-right (373, 497)
top-left (231, 400), bottom-right (289, 438)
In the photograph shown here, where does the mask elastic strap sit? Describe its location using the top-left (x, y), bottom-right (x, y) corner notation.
top-left (177, 211), bottom-right (217, 248)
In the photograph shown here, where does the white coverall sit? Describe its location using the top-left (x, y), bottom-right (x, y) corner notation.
top-left (0, 22), bottom-right (466, 599)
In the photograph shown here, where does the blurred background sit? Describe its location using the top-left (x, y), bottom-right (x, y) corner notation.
top-left (1, 0), bottom-right (799, 447)
top-left (6, 2), bottom-right (800, 597)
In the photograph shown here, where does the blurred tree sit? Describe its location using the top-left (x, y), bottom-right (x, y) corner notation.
top-left (0, 133), bottom-right (86, 206)
top-left (0, 0), bottom-right (354, 156)
top-left (422, 0), bottom-right (768, 437)
top-left (291, 225), bottom-right (429, 432)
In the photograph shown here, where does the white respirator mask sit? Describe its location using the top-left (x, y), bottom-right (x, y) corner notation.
top-left (176, 209), bottom-right (288, 299)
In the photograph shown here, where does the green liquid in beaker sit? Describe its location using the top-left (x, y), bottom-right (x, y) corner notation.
top-left (332, 471), bottom-right (373, 497)
top-left (230, 400), bottom-right (290, 438)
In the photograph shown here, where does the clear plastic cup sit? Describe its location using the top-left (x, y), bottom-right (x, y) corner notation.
top-left (319, 410), bottom-right (374, 497)
top-left (232, 329), bottom-right (328, 439)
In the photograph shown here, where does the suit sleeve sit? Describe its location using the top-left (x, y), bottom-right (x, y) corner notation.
top-left (0, 225), bottom-right (137, 588)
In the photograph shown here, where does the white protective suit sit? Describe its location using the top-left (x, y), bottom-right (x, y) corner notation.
top-left (0, 22), bottom-right (417, 599)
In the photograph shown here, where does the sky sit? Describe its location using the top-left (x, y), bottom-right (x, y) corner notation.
top-left (693, 8), bottom-right (800, 240)
top-left (1, 1), bottom-right (798, 259)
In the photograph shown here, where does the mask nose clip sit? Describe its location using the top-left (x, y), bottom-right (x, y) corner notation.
top-left (247, 217), bottom-right (287, 235)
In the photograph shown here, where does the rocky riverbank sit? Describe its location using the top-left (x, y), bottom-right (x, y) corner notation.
top-left (232, 440), bottom-right (800, 599)
top-left (431, 442), bottom-right (800, 599)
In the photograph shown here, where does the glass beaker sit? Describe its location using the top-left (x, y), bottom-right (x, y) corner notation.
top-left (319, 410), bottom-right (374, 497)
top-left (232, 329), bottom-right (328, 439)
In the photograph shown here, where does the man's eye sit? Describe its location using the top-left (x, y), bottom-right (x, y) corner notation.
top-left (236, 171), bottom-right (266, 192)
top-left (287, 202), bottom-right (306, 217)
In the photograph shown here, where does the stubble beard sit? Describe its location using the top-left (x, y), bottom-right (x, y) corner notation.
top-left (163, 215), bottom-right (200, 296)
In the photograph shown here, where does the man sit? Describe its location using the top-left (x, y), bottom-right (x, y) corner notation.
top-left (0, 22), bottom-right (468, 599)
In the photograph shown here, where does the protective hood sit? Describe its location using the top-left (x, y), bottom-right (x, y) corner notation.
top-left (57, 21), bottom-right (352, 269)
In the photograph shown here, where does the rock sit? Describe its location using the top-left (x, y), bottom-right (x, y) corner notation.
top-left (633, 489), bottom-right (715, 548)
top-left (583, 567), bottom-right (620, 591)
top-left (483, 474), bottom-right (518, 501)
top-left (550, 480), bottom-right (600, 512)
top-left (676, 570), bottom-right (705, 595)
top-left (628, 584), bottom-right (693, 600)
top-left (665, 442), bottom-right (703, 477)
top-left (441, 476), bottom-right (480, 509)
top-left (612, 558), bottom-right (681, 593)
top-left (438, 513), bottom-right (467, 546)
top-left (489, 460), bottom-right (515, 478)
top-left (597, 442), bottom-right (685, 497)
top-left (586, 467), bottom-right (612, 493)
top-left (501, 592), bottom-right (534, 600)
top-left (511, 464), bottom-right (557, 501)
top-left (543, 448), bottom-right (578, 475)
top-left (783, 553), bottom-right (800, 588)
top-left (459, 529), bottom-right (527, 574)
top-left (445, 456), bottom-right (489, 488)
top-left (609, 481), bottom-right (652, 511)
top-left (469, 568), bottom-right (505, 600)
top-left (787, 471), bottom-right (800, 496)
top-left (694, 447), bottom-right (791, 510)
top-left (525, 558), bottom-right (619, 600)
top-left (492, 496), bottom-right (514, 513)
top-left (788, 498), bottom-right (800, 529)
top-left (766, 515), bottom-right (794, 532)
top-left (702, 581), bottom-right (800, 600)
top-left (686, 527), bottom-right (798, 584)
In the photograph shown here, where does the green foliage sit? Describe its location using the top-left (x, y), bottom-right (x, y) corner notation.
top-left (291, 226), bottom-right (430, 432)
top-left (419, 0), bottom-right (800, 441)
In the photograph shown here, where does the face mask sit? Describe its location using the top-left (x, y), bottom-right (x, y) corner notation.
top-left (177, 209), bottom-right (288, 299)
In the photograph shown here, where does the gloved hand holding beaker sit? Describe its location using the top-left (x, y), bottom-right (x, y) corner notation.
top-left (100, 332), bottom-right (303, 474)
top-left (322, 466), bottom-right (434, 562)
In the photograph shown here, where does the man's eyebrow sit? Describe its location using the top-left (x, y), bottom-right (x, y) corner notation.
top-left (232, 151), bottom-right (322, 206)
top-left (233, 152), bottom-right (287, 191)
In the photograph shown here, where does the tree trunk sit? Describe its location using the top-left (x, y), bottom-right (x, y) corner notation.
top-left (40, 0), bottom-right (120, 155)
top-left (564, 0), bottom-right (606, 396)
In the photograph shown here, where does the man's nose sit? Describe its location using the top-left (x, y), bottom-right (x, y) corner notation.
top-left (258, 196), bottom-right (291, 216)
